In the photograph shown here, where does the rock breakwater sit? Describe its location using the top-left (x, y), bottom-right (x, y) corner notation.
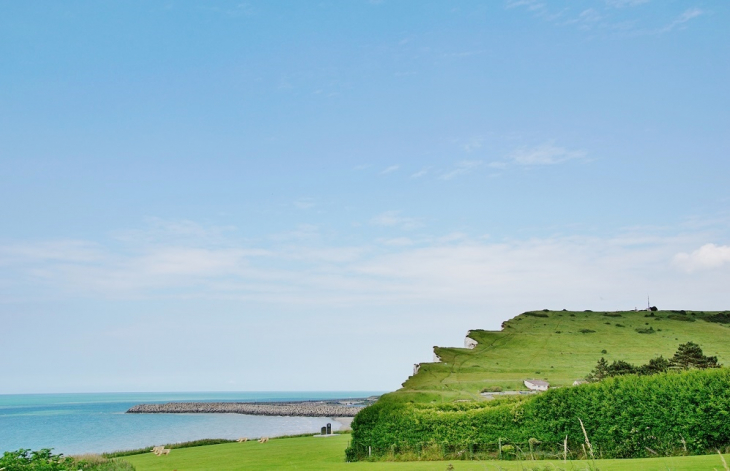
top-left (127, 401), bottom-right (365, 417)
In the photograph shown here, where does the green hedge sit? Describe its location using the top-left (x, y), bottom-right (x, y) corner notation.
top-left (346, 368), bottom-right (730, 461)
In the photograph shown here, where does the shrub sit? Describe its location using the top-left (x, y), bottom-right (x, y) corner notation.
top-left (524, 312), bottom-right (549, 318)
top-left (705, 312), bottom-right (730, 324)
top-left (579, 329), bottom-right (596, 334)
top-left (635, 327), bottom-right (655, 334)
top-left (668, 315), bottom-right (695, 322)
top-left (0, 449), bottom-right (135, 470)
top-left (346, 369), bottom-right (730, 461)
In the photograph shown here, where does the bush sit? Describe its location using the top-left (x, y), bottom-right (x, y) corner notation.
top-left (705, 312), bottom-right (730, 324)
top-left (346, 369), bottom-right (730, 461)
top-left (0, 449), bottom-right (135, 471)
top-left (635, 327), bottom-right (655, 334)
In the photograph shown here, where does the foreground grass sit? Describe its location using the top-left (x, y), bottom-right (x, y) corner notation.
top-left (124, 434), bottom-right (730, 470)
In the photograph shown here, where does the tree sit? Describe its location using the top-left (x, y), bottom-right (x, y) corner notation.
top-left (638, 356), bottom-right (670, 375)
top-left (669, 342), bottom-right (721, 370)
top-left (606, 360), bottom-right (637, 377)
top-left (586, 357), bottom-right (609, 382)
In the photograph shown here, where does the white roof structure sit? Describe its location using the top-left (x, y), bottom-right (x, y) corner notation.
top-left (524, 379), bottom-right (550, 391)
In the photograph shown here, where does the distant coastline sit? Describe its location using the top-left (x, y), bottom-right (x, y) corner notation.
top-left (127, 397), bottom-right (378, 417)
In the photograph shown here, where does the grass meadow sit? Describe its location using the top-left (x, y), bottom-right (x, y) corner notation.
top-left (123, 434), bottom-right (730, 470)
top-left (398, 310), bottom-right (730, 402)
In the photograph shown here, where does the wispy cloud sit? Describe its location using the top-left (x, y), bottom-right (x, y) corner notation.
top-left (294, 198), bottom-right (315, 210)
top-left (271, 224), bottom-right (320, 241)
top-left (656, 8), bottom-right (703, 34)
top-left (506, 0), bottom-right (546, 12)
top-left (377, 237), bottom-right (414, 247)
top-left (509, 142), bottom-right (586, 166)
top-left (370, 211), bottom-right (422, 230)
top-left (381, 165), bottom-right (400, 175)
top-left (563, 8), bottom-right (602, 30)
top-left (506, 0), bottom-right (701, 37)
top-left (410, 167), bottom-right (430, 179)
top-left (605, 0), bottom-right (650, 8)
top-left (440, 160), bottom-right (482, 180)
top-left (463, 138), bottom-right (483, 153)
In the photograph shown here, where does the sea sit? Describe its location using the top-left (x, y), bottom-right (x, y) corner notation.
top-left (0, 391), bottom-right (381, 455)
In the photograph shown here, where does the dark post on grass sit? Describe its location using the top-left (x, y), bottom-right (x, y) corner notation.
top-left (321, 426), bottom-right (326, 435)
top-left (326, 423), bottom-right (332, 435)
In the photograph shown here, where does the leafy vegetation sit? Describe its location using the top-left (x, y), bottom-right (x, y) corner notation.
top-left (347, 368), bottom-right (730, 461)
top-left (705, 312), bottom-right (730, 324)
top-left (585, 342), bottom-right (720, 381)
top-left (0, 449), bottom-right (134, 470)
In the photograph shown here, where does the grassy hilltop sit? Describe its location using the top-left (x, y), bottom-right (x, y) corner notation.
top-left (396, 309), bottom-right (730, 402)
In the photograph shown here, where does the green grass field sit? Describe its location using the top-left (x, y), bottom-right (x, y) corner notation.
top-left (123, 434), bottom-right (730, 470)
top-left (396, 310), bottom-right (730, 402)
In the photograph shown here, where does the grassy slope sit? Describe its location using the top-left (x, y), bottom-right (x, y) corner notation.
top-left (396, 310), bottom-right (730, 402)
top-left (124, 434), bottom-right (730, 470)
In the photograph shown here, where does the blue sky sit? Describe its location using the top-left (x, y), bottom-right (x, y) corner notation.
top-left (1, 0), bottom-right (729, 393)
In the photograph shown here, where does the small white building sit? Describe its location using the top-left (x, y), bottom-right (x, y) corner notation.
top-left (524, 379), bottom-right (549, 391)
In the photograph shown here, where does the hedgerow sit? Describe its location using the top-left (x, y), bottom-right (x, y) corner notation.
top-left (346, 368), bottom-right (730, 461)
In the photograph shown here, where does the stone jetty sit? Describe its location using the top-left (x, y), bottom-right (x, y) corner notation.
top-left (127, 401), bottom-right (366, 417)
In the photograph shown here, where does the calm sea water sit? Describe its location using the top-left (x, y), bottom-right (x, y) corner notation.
top-left (0, 392), bottom-right (380, 455)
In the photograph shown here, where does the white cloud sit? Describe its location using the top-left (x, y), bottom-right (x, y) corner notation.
top-left (410, 167), bottom-right (430, 179)
top-left (487, 161), bottom-right (508, 169)
top-left (294, 198), bottom-right (315, 210)
top-left (377, 237), bottom-right (414, 247)
top-left (509, 142), bottom-right (586, 166)
top-left (440, 160), bottom-right (482, 180)
top-left (605, 0), bottom-right (649, 8)
top-left (271, 224), bottom-right (320, 241)
top-left (381, 165), bottom-right (400, 175)
top-left (463, 139), bottom-right (483, 153)
top-left (370, 211), bottom-right (422, 230)
top-left (656, 8), bottom-right (702, 34)
top-left (3, 219), bottom-right (730, 314)
top-left (0, 240), bottom-right (104, 264)
top-left (673, 244), bottom-right (730, 272)
top-left (506, 0), bottom-right (545, 12)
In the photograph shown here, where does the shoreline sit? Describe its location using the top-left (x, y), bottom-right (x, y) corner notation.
top-left (127, 399), bottom-right (373, 417)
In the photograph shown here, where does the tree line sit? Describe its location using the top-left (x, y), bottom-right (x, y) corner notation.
top-left (586, 342), bottom-right (720, 382)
